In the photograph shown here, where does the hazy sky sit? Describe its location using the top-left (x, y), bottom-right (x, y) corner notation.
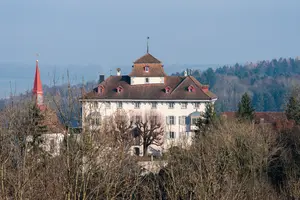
top-left (1, 0), bottom-right (300, 67)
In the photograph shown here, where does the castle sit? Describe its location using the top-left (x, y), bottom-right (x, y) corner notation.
top-left (80, 52), bottom-right (217, 156)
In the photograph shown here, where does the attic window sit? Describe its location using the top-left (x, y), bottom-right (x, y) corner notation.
top-left (117, 86), bottom-right (123, 93)
top-left (98, 85), bottom-right (104, 94)
top-left (188, 85), bottom-right (195, 92)
top-left (145, 66), bottom-right (149, 72)
top-left (165, 86), bottom-right (171, 93)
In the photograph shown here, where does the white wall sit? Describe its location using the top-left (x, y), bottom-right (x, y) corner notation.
top-left (82, 100), bottom-right (215, 153)
top-left (130, 77), bottom-right (164, 85)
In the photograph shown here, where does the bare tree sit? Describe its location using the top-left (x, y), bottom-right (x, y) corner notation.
top-left (135, 111), bottom-right (164, 156)
top-left (108, 109), bottom-right (134, 150)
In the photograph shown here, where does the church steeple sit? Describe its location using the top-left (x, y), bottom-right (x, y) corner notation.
top-left (33, 59), bottom-right (44, 107)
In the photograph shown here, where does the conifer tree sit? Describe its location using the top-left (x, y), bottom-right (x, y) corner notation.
top-left (196, 103), bottom-right (217, 136)
top-left (237, 93), bottom-right (255, 121)
top-left (285, 96), bottom-right (300, 125)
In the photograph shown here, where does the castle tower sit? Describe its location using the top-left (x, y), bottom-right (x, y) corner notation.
top-left (32, 59), bottom-right (44, 107)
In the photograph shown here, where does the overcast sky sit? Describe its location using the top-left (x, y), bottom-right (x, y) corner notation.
top-left (1, 0), bottom-right (300, 67)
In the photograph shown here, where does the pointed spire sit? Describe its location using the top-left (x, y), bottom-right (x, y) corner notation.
top-left (33, 59), bottom-right (44, 106)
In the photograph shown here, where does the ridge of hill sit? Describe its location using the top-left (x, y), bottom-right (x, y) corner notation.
top-left (180, 57), bottom-right (300, 112)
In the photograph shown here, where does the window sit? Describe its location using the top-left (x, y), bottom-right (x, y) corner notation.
top-left (165, 86), bottom-right (171, 93)
top-left (186, 132), bottom-right (190, 138)
top-left (105, 102), bottom-right (111, 109)
top-left (181, 103), bottom-right (187, 109)
top-left (145, 66), bottom-right (149, 72)
top-left (135, 115), bottom-right (142, 123)
top-left (179, 116), bottom-right (187, 125)
top-left (194, 103), bottom-right (200, 109)
top-left (169, 132), bottom-right (175, 139)
top-left (117, 86), bottom-right (123, 93)
top-left (93, 102), bottom-right (98, 108)
top-left (188, 85), bottom-right (194, 92)
top-left (168, 103), bottom-right (175, 109)
top-left (145, 77), bottom-right (149, 83)
top-left (192, 117), bottom-right (198, 125)
top-left (98, 85), bottom-right (104, 94)
top-left (95, 117), bottom-right (101, 125)
top-left (151, 102), bottom-right (157, 109)
top-left (117, 102), bottom-right (123, 109)
top-left (167, 116), bottom-right (176, 125)
top-left (150, 116), bottom-right (158, 124)
top-left (134, 102), bottom-right (140, 109)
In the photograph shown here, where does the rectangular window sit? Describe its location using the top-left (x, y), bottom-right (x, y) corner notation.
top-left (168, 103), bottom-right (175, 109)
top-left (145, 78), bottom-right (149, 83)
top-left (167, 116), bottom-right (176, 125)
top-left (150, 116), bottom-right (158, 124)
top-left (105, 102), bottom-right (111, 109)
top-left (134, 102), bottom-right (140, 109)
top-left (95, 117), bottom-right (101, 125)
top-left (192, 118), bottom-right (198, 125)
top-left (181, 103), bottom-right (187, 109)
top-left (151, 102), bottom-right (157, 109)
top-left (93, 102), bottom-right (98, 108)
top-left (186, 132), bottom-right (190, 137)
top-left (117, 102), bottom-right (123, 109)
top-left (169, 132), bottom-right (175, 139)
top-left (135, 115), bottom-right (142, 123)
top-left (194, 103), bottom-right (200, 109)
top-left (179, 116), bottom-right (187, 125)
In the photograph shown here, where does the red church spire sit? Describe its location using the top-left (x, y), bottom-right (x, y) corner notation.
top-left (33, 59), bottom-right (44, 106)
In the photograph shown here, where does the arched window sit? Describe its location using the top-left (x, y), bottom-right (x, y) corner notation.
top-left (145, 66), bottom-right (149, 72)
top-left (188, 85), bottom-right (195, 92)
top-left (165, 86), bottom-right (171, 93)
top-left (98, 85), bottom-right (104, 94)
top-left (117, 86), bottom-right (123, 93)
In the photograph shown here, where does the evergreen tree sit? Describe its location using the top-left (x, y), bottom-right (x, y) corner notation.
top-left (26, 104), bottom-right (48, 153)
top-left (285, 96), bottom-right (300, 125)
top-left (195, 103), bottom-right (217, 136)
top-left (237, 93), bottom-right (255, 121)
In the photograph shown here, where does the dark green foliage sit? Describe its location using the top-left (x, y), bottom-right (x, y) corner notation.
top-left (178, 57), bottom-right (300, 112)
top-left (286, 96), bottom-right (300, 125)
top-left (195, 103), bottom-right (217, 136)
top-left (237, 93), bottom-right (255, 121)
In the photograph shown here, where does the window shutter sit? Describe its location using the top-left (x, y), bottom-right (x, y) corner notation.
top-left (166, 116), bottom-right (169, 125)
top-left (174, 116), bottom-right (176, 125)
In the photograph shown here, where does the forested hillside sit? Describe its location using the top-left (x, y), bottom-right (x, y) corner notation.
top-left (176, 57), bottom-right (300, 112)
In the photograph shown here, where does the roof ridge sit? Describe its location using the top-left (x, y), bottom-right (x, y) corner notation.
top-left (170, 77), bottom-right (187, 94)
top-left (188, 76), bottom-right (212, 99)
top-left (133, 53), bottom-right (161, 64)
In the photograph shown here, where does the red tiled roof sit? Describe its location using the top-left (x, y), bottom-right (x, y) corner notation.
top-left (129, 65), bottom-right (167, 77)
top-left (133, 53), bottom-right (161, 64)
top-left (82, 76), bottom-right (217, 101)
top-left (33, 60), bottom-right (43, 95)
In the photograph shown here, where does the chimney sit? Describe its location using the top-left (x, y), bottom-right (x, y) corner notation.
top-left (201, 85), bottom-right (209, 93)
top-left (184, 70), bottom-right (188, 77)
top-left (98, 74), bottom-right (105, 84)
top-left (116, 68), bottom-right (121, 76)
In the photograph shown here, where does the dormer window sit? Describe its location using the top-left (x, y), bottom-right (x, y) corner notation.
top-left (188, 85), bottom-right (195, 92)
top-left (144, 66), bottom-right (149, 72)
top-left (117, 86), bottom-right (123, 93)
top-left (165, 86), bottom-right (171, 93)
top-left (98, 85), bottom-right (104, 94)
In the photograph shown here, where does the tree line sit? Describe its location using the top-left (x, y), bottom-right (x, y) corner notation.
top-left (172, 57), bottom-right (300, 113)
